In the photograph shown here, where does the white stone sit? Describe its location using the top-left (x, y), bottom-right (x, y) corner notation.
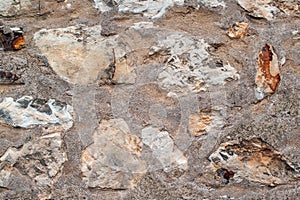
top-left (142, 126), bottom-right (188, 172)
top-left (0, 96), bottom-right (73, 130)
top-left (81, 118), bottom-right (146, 189)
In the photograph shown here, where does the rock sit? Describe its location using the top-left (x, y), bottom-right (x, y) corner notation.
top-left (237, 0), bottom-right (299, 20)
top-left (227, 22), bottom-right (249, 39)
top-left (255, 44), bottom-right (280, 100)
top-left (199, 0), bottom-right (226, 9)
top-left (34, 25), bottom-right (136, 85)
top-left (141, 126), bottom-right (188, 172)
top-left (188, 112), bottom-right (211, 137)
top-left (0, 132), bottom-right (67, 188)
top-left (150, 32), bottom-right (239, 95)
top-left (81, 118), bottom-right (146, 189)
top-left (94, 0), bottom-right (185, 19)
top-left (0, 96), bottom-right (73, 130)
top-left (0, 26), bottom-right (25, 51)
top-left (0, 0), bottom-right (33, 17)
top-left (209, 138), bottom-right (298, 186)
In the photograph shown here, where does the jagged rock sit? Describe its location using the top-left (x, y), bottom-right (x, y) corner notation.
top-left (141, 126), bottom-right (188, 172)
top-left (0, 96), bottom-right (73, 130)
top-left (81, 118), bottom-right (146, 189)
top-left (209, 138), bottom-right (298, 186)
top-left (255, 44), bottom-right (280, 100)
top-left (0, 133), bottom-right (67, 188)
top-left (33, 25), bottom-right (136, 85)
top-left (150, 32), bottom-right (239, 95)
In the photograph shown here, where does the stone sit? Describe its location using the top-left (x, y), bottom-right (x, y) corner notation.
top-left (237, 0), bottom-right (280, 20)
top-left (150, 32), bottom-right (239, 95)
top-left (0, 96), bottom-right (73, 131)
top-left (255, 44), bottom-right (280, 100)
top-left (94, 0), bottom-right (185, 19)
top-left (227, 22), bottom-right (249, 39)
top-left (188, 112), bottom-right (211, 137)
top-left (141, 126), bottom-right (188, 172)
top-left (237, 0), bottom-right (299, 20)
top-left (81, 118), bottom-right (146, 189)
top-left (0, 0), bottom-right (33, 17)
top-left (0, 133), bottom-right (67, 188)
top-left (34, 25), bottom-right (136, 85)
top-left (209, 138), bottom-right (298, 186)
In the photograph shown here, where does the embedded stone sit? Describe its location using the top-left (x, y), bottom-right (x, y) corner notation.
top-left (255, 44), bottom-right (280, 100)
top-left (141, 126), bottom-right (188, 172)
top-left (81, 118), bottom-right (146, 189)
top-left (209, 138), bottom-right (298, 186)
top-left (0, 96), bottom-right (73, 130)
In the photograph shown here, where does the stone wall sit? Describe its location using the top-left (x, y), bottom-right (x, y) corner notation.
top-left (0, 0), bottom-right (299, 199)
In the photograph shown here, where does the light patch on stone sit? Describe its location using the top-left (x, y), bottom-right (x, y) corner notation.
top-left (113, 56), bottom-right (136, 84)
top-left (33, 26), bottom-right (110, 85)
top-left (188, 113), bottom-right (211, 137)
top-left (255, 44), bottom-right (280, 100)
top-left (227, 22), bottom-right (249, 39)
top-left (34, 25), bottom-right (136, 85)
top-left (81, 118), bottom-right (146, 189)
top-left (198, 0), bottom-right (226, 9)
top-left (150, 33), bottom-right (239, 95)
top-left (141, 126), bottom-right (188, 172)
top-left (94, 0), bottom-right (184, 19)
top-left (0, 96), bottom-right (73, 130)
top-left (209, 138), bottom-right (297, 186)
top-left (0, 133), bottom-right (67, 188)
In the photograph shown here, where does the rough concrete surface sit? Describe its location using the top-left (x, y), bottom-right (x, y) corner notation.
top-left (0, 0), bottom-right (299, 199)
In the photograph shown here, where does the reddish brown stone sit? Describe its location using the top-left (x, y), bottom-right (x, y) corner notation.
top-left (255, 44), bottom-right (281, 100)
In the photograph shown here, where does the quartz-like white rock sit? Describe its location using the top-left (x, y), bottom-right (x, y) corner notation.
top-left (0, 96), bottom-right (73, 130)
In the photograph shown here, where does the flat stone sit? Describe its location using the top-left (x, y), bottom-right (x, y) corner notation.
top-left (209, 138), bottom-right (298, 186)
top-left (0, 96), bottom-right (73, 131)
top-left (81, 118), bottom-right (146, 189)
top-left (141, 126), bottom-right (188, 172)
top-left (34, 25), bottom-right (136, 85)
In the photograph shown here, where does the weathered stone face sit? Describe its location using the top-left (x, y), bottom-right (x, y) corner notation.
top-left (0, 132), bottom-right (67, 188)
top-left (81, 118), bottom-right (146, 189)
top-left (209, 138), bottom-right (298, 186)
top-left (0, 0), bottom-right (299, 199)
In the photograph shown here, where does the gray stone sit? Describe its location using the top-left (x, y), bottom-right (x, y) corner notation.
top-left (81, 118), bottom-right (146, 189)
top-left (141, 126), bottom-right (188, 172)
top-left (0, 133), bottom-right (67, 189)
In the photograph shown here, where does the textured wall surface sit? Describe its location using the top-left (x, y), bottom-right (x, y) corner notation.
top-left (0, 0), bottom-right (299, 199)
